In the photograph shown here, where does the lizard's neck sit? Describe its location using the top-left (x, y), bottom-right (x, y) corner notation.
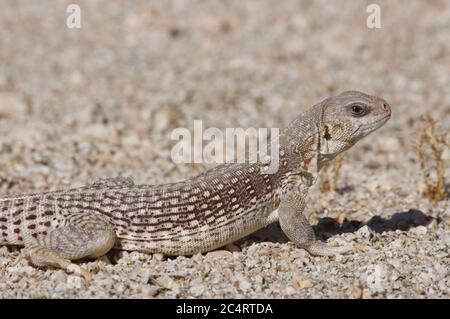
top-left (270, 104), bottom-right (326, 189)
top-left (278, 131), bottom-right (320, 175)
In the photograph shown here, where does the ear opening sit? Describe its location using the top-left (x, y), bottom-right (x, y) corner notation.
top-left (324, 125), bottom-right (331, 140)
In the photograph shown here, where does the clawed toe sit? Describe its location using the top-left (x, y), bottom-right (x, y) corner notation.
top-left (304, 241), bottom-right (354, 256)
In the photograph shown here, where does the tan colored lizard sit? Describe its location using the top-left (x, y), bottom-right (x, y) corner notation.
top-left (0, 91), bottom-right (391, 279)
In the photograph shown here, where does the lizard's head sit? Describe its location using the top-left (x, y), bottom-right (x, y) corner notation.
top-left (318, 90), bottom-right (391, 163)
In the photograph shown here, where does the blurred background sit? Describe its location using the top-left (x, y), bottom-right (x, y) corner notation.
top-left (0, 0), bottom-right (449, 192)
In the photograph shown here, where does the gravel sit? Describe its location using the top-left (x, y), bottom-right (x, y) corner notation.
top-left (0, 0), bottom-right (449, 298)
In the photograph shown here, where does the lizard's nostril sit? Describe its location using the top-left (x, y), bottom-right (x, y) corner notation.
top-left (382, 102), bottom-right (392, 117)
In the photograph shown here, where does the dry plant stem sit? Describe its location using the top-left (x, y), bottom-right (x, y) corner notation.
top-left (415, 115), bottom-right (449, 203)
top-left (320, 155), bottom-right (343, 193)
top-left (331, 155), bottom-right (343, 192)
top-left (320, 163), bottom-right (332, 192)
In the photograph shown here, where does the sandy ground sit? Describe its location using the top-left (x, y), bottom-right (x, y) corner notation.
top-left (0, 0), bottom-right (449, 298)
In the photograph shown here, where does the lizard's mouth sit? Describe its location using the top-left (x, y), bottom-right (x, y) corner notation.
top-left (360, 114), bottom-right (390, 134)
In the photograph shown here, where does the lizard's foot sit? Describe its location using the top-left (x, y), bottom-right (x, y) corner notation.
top-left (303, 241), bottom-right (353, 256)
top-left (18, 212), bottom-right (116, 280)
top-left (22, 244), bottom-right (92, 280)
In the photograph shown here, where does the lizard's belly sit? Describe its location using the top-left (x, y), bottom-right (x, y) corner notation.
top-left (115, 204), bottom-right (279, 255)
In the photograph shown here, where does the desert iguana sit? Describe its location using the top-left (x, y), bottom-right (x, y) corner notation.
top-left (0, 91), bottom-right (391, 279)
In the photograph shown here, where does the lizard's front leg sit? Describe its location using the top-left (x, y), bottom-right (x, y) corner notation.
top-left (278, 190), bottom-right (352, 256)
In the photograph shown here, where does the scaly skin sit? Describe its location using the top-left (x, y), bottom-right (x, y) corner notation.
top-left (0, 91), bottom-right (391, 279)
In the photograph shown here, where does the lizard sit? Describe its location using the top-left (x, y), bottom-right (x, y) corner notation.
top-left (0, 91), bottom-right (391, 279)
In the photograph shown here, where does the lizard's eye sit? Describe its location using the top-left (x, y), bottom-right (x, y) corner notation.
top-left (348, 103), bottom-right (369, 117)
